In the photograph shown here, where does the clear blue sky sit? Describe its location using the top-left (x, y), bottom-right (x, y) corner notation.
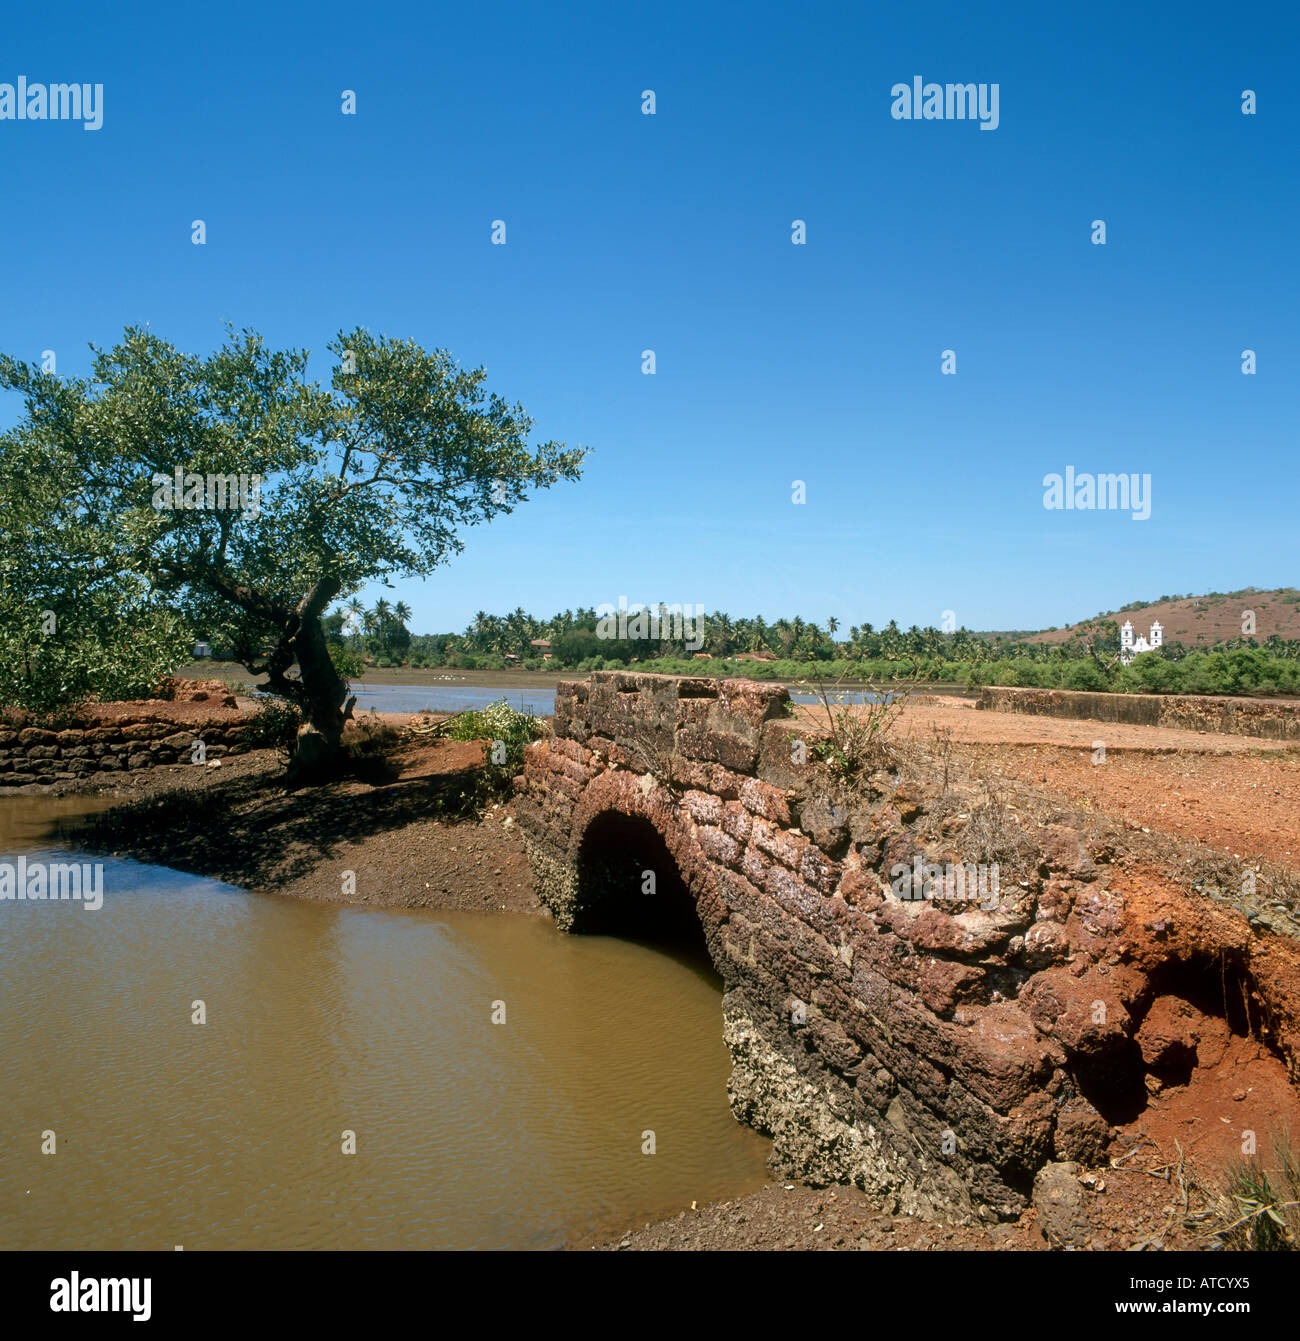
top-left (2, 1), bottom-right (1295, 634)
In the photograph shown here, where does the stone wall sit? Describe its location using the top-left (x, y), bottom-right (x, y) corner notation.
top-left (0, 714), bottom-right (250, 787)
top-left (979, 685), bottom-right (1300, 741)
top-left (515, 670), bottom-right (1300, 1224)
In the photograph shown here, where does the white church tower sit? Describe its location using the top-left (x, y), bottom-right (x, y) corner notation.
top-left (1120, 619), bottom-right (1162, 666)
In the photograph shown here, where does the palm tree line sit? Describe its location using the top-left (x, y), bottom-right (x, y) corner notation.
top-left (333, 604), bottom-right (1011, 664)
top-left (327, 600), bottom-right (1300, 669)
top-left (332, 597), bottom-right (414, 660)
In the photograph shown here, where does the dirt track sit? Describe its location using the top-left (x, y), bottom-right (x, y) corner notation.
top-left (794, 697), bottom-right (1300, 869)
top-left (802, 695), bottom-right (1294, 754)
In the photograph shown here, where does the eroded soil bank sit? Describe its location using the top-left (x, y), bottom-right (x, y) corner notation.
top-left (58, 739), bottom-right (541, 916)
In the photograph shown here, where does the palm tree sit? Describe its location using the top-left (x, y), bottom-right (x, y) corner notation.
top-left (709, 610), bottom-right (734, 656)
top-left (344, 596), bottom-right (365, 648)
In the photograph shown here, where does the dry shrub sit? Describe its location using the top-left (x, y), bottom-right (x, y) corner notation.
top-left (341, 711), bottom-right (400, 761)
top-left (1208, 1131), bottom-right (1300, 1250)
top-left (805, 675), bottom-right (914, 788)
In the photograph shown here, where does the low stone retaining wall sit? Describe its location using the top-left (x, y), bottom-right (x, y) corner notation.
top-left (0, 714), bottom-right (250, 787)
top-left (978, 685), bottom-right (1300, 741)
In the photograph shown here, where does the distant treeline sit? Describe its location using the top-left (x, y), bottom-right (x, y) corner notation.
top-left (623, 649), bottom-right (1300, 697)
top-left (289, 603), bottom-right (1300, 697)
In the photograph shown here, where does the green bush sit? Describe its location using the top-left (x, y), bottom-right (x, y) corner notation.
top-left (1115, 652), bottom-right (1177, 694)
top-left (0, 591), bottom-right (191, 715)
top-left (448, 698), bottom-right (544, 796)
top-left (243, 694), bottom-right (304, 757)
top-left (328, 642), bottom-right (365, 681)
top-left (1061, 660), bottom-right (1110, 692)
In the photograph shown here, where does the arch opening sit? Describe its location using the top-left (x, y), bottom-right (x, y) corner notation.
top-left (573, 811), bottom-right (715, 976)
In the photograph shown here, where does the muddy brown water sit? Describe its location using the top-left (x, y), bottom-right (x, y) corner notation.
top-left (0, 796), bottom-right (771, 1249)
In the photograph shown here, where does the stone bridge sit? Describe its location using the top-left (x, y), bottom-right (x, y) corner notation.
top-left (514, 671), bottom-right (1300, 1223)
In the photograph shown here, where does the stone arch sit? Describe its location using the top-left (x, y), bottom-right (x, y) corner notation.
top-left (563, 770), bottom-right (727, 971)
top-left (572, 810), bottom-right (708, 957)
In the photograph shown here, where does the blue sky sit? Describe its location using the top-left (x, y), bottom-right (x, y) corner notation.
top-left (1, 1), bottom-right (1295, 635)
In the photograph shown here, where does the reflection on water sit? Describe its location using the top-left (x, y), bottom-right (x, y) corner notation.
top-left (0, 800), bottom-right (771, 1249)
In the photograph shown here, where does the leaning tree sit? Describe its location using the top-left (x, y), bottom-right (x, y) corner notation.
top-left (0, 325), bottom-right (587, 780)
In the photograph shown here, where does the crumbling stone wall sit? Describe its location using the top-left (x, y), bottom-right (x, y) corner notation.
top-left (515, 671), bottom-right (1299, 1223)
top-left (0, 715), bottom-right (250, 787)
top-left (979, 685), bottom-right (1300, 741)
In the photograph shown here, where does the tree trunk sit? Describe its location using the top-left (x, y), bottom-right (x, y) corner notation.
top-left (284, 588), bottom-right (355, 784)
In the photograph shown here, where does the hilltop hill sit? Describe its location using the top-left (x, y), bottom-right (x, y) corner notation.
top-left (1015, 588), bottom-right (1300, 647)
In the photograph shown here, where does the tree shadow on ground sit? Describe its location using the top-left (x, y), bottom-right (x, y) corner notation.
top-left (71, 755), bottom-right (489, 894)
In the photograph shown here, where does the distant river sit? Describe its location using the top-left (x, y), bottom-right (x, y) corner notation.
top-left (349, 681), bottom-right (891, 717)
top-left (348, 681), bottom-right (558, 716)
top-left (0, 797), bottom-right (771, 1250)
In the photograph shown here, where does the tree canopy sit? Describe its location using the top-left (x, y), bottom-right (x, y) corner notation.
top-left (0, 325), bottom-right (587, 771)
